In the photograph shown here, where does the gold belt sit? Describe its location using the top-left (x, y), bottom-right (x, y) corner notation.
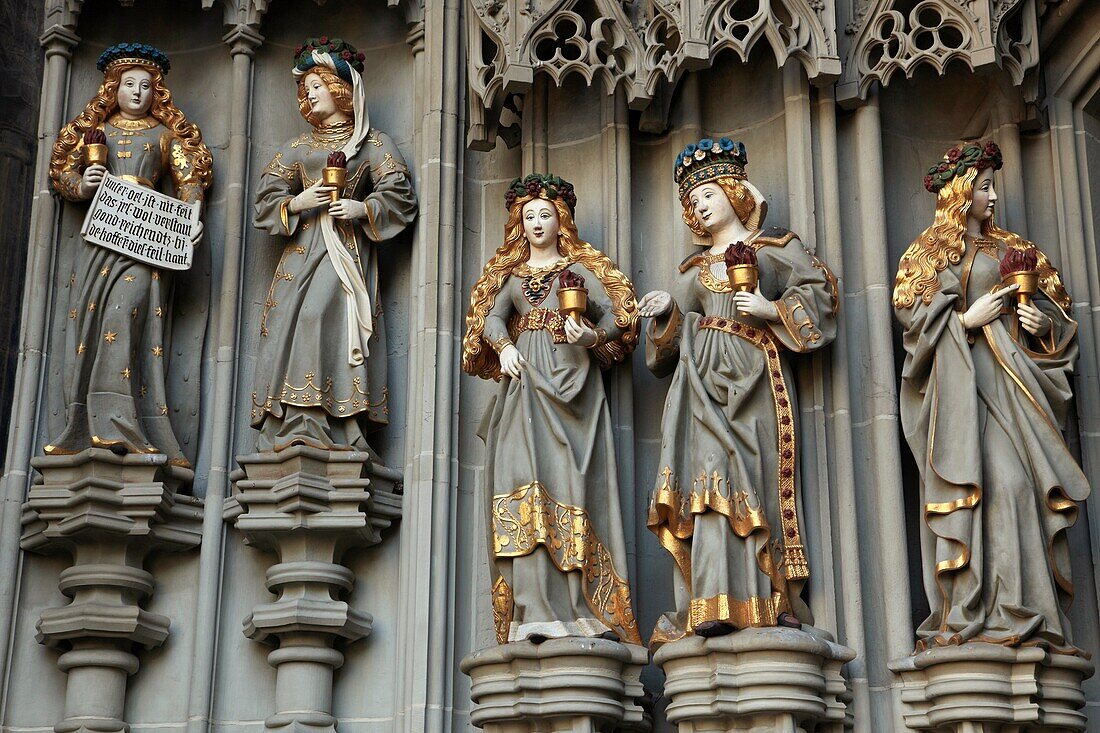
top-left (117, 174), bottom-right (154, 188)
top-left (697, 314), bottom-right (809, 581)
top-left (509, 307), bottom-right (567, 344)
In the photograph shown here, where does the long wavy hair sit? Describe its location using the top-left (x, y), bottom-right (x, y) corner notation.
top-left (680, 176), bottom-right (757, 238)
top-left (462, 194), bottom-right (639, 380)
top-left (297, 67), bottom-right (354, 126)
top-left (50, 62), bottom-right (212, 192)
top-left (893, 168), bottom-right (1070, 310)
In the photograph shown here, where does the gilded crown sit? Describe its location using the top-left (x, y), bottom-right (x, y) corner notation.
top-left (924, 140), bottom-right (1003, 193)
top-left (674, 137), bottom-right (747, 198)
top-left (97, 43), bottom-right (170, 75)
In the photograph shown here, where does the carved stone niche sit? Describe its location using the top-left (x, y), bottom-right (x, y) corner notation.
top-left (227, 446), bottom-right (402, 733)
top-left (653, 627), bottom-right (855, 733)
top-left (890, 643), bottom-right (1095, 733)
top-left (461, 637), bottom-right (651, 733)
top-left (21, 449), bottom-right (203, 733)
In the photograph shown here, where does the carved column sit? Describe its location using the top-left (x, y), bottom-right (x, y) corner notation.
top-left (229, 446), bottom-right (402, 733)
top-left (890, 644), bottom-right (1094, 732)
top-left (21, 449), bottom-right (203, 733)
top-left (461, 638), bottom-right (650, 733)
top-left (654, 628), bottom-right (854, 733)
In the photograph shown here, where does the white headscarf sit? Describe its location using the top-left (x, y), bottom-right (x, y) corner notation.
top-left (294, 51), bottom-right (375, 365)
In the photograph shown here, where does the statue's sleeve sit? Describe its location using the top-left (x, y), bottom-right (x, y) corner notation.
top-left (646, 268), bottom-right (699, 378)
top-left (895, 281), bottom-right (962, 391)
top-left (1018, 294), bottom-right (1078, 367)
top-left (254, 147), bottom-right (302, 236)
top-left (361, 131), bottom-right (418, 242)
top-left (55, 138), bottom-right (87, 202)
top-left (165, 135), bottom-right (205, 204)
top-left (483, 278), bottom-right (515, 351)
top-left (579, 265), bottom-right (626, 344)
top-left (758, 238), bottom-right (839, 354)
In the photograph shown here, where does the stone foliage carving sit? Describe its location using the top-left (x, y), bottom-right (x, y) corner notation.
top-left (839, 0), bottom-right (1040, 104)
top-left (466, 0), bottom-right (840, 148)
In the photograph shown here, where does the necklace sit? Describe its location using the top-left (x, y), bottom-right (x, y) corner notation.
top-left (107, 114), bottom-right (157, 131)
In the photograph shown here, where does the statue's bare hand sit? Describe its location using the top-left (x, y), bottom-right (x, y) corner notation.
top-left (189, 220), bottom-right (204, 247)
top-left (961, 284), bottom-right (1017, 330)
top-left (499, 344), bottom-right (526, 379)
top-left (329, 198), bottom-right (366, 220)
top-left (1018, 301), bottom-right (1052, 337)
top-left (732, 286), bottom-right (779, 321)
top-left (564, 316), bottom-right (598, 347)
top-left (79, 164), bottom-right (107, 199)
top-left (638, 290), bottom-right (672, 318)
top-left (288, 182), bottom-right (336, 214)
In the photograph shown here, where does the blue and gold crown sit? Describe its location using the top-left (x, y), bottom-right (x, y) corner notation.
top-left (96, 43), bottom-right (170, 75)
top-left (674, 137), bottom-right (747, 198)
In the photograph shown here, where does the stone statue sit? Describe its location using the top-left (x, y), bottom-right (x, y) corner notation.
top-left (894, 141), bottom-right (1090, 651)
top-left (462, 174), bottom-right (642, 645)
top-left (44, 43), bottom-right (211, 468)
top-left (251, 37), bottom-right (418, 452)
top-left (638, 138), bottom-right (839, 646)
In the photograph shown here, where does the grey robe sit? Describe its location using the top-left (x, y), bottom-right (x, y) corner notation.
top-left (896, 235), bottom-right (1089, 649)
top-left (251, 127), bottom-right (417, 451)
top-left (478, 259), bottom-right (642, 645)
top-left (47, 114), bottom-right (206, 469)
top-left (645, 228), bottom-right (838, 646)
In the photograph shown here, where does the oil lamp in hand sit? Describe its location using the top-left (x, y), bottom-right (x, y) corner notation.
top-left (323, 151), bottom-right (348, 203)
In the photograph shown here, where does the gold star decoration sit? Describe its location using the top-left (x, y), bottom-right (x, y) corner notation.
top-left (69, 309), bottom-right (77, 319)
top-left (69, 273), bottom-right (76, 285)
top-left (120, 367), bottom-right (131, 380)
top-left (152, 346), bottom-right (163, 357)
top-left (131, 307), bottom-right (139, 319)
top-left (76, 342), bottom-right (86, 355)
top-left (104, 331), bottom-right (117, 343)
top-left (139, 385), bottom-right (148, 397)
top-left (143, 143), bottom-right (154, 151)
top-left (124, 275), bottom-right (136, 282)
top-left (88, 302), bottom-right (97, 312)
top-left (151, 271), bottom-right (160, 280)
top-left (154, 307), bottom-right (164, 318)
top-left (159, 404), bottom-right (168, 416)
top-left (100, 266), bottom-right (110, 277)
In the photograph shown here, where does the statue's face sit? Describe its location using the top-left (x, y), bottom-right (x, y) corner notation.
top-left (522, 198), bottom-right (560, 252)
top-left (688, 182), bottom-right (735, 234)
top-left (116, 68), bottom-right (153, 118)
top-left (303, 72), bottom-right (338, 121)
top-left (970, 168), bottom-right (998, 224)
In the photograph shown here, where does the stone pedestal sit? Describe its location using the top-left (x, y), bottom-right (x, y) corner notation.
top-left (228, 446), bottom-right (402, 733)
top-left (890, 642), bottom-right (1095, 732)
top-left (653, 627), bottom-right (855, 733)
top-left (21, 449), bottom-right (203, 733)
top-left (461, 637), bottom-right (651, 732)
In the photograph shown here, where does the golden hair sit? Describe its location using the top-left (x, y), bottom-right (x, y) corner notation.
top-left (462, 194), bottom-right (640, 380)
top-left (681, 176), bottom-right (757, 238)
top-left (893, 167), bottom-right (1070, 310)
top-left (297, 67), bottom-right (354, 126)
top-left (50, 62), bottom-right (212, 192)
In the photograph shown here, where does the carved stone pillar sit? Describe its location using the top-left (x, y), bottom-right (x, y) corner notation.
top-left (653, 628), bottom-right (855, 733)
top-left (228, 446), bottom-right (402, 733)
top-left (21, 449), bottom-right (203, 733)
top-left (461, 638), bottom-right (650, 733)
top-left (890, 643), bottom-right (1094, 732)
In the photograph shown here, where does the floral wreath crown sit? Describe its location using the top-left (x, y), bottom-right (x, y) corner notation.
top-left (97, 43), bottom-right (170, 75)
top-left (504, 173), bottom-right (577, 212)
top-left (924, 140), bottom-right (1003, 193)
top-left (674, 137), bottom-right (748, 199)
top-left (293, 36), bottom-right (366, 84)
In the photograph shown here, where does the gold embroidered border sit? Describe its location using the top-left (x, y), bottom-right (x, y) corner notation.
top-left (492, 481), bottom-right (642, 644)
top-left (697, 315), bottom-right (808, 580)
top-left (507, 307), bottom-right (567, 344)
top-left (492, 576), bottom-right (514, 645)
top-left (689, 592), bottom-right (782, 630)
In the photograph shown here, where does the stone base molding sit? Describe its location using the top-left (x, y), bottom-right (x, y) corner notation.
top-left (228, 446), bottom-right (402, 733)
top-left (653, 627), bottom-right (855, 733)
top-left (460, 637), bottom-right (651, 732)
top-left (21, 448), bottom-right (203, 733)
top-left (890, 642), bottom-right (1095, 732)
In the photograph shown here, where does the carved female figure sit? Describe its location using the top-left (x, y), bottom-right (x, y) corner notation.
top-left (45, 43), bottom-right (211, 467)
top-left (638, 139), bottom-right (838, 645)
top-left (894, 141), bottom-right (1089, 650)
top-left (251, 37), bottom-right (417, 451)
top-left (462, 174), bottom-right (642, 645)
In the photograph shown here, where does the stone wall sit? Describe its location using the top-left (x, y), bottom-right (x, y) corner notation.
top-left (0, 1), bottom-right (1098, 732)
